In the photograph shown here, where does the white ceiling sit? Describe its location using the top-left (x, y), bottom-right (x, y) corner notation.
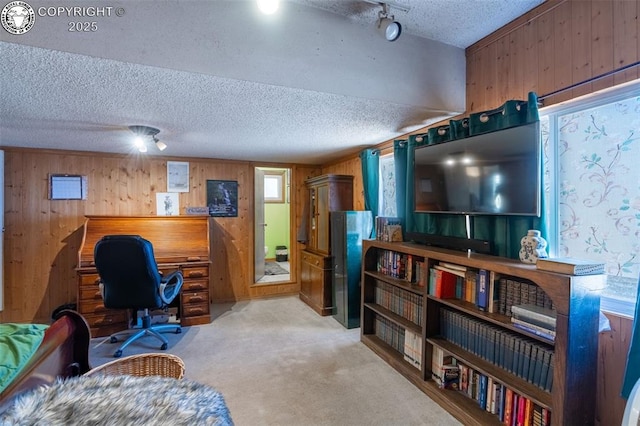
top-left (0, 0), bottom-right (543, 165)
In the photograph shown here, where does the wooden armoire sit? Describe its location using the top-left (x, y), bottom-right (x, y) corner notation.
top-left (299, 174), bottom-right (353, 315)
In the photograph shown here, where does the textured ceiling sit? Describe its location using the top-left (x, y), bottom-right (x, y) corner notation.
top-left (0, 0), bottom-right (543, 164)
top-left (293, 0), bottom-right (543, 49)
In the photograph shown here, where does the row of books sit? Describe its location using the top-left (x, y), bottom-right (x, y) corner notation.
top-left (376, 249), bottom-right (427, 286)
top-left (374, 315), bottom-right (405, 355)
top-left (431, 346), bottom-right (551, 425)
top-left (459, 364), bottom-right (551, 426)
top-left (440, 308), bottom-right (554, 391)
top-left (374, 216), bottom-right (403, 242)
top-left (500, 278), bottom-right (555, 316)
top-left (403, 329), bottom-right (422, 369)
top-left (428, 263), bottom-right (477, 300)
top-left (428, 262), bottom-right (555, 317)
top-left (510, 304), bottom-right (557, 341)
top-left (374, 280), bottom-right (423, 326)
top-left (374, 314), bottom-right (424, 370)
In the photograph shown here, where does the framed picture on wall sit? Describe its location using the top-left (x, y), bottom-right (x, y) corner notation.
top-left (167, 161), bottom-right (190, 192)
top-left (207, 180), bottom-right (238, 217)
top-left (156, 192), bottom-right (179, 216)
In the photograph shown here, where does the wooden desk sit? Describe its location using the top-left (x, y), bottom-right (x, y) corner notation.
top-left (76, 215), bottom-right (211, 338)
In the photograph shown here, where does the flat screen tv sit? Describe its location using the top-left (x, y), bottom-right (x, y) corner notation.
top-left (413, 121), bottom-right (541, 216)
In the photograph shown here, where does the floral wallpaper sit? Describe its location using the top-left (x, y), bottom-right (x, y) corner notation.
top-left (379, 153), bottom-right (397, 217)
top-left (544, 95), bottom-right (640, 301)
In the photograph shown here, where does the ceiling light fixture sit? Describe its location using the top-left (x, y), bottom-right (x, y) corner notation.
top-left (129, 125), bottom-right (166, 153)
top-left (257, 0), bottom-right (279, 15)
top-left (377, 3), bottom-right (402, 42)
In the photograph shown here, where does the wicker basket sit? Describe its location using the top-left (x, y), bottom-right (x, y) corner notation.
top-left (85, 353), bottom-right (185, 379)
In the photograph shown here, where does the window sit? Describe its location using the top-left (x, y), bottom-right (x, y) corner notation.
top-left (541, 80), bottom-right (640, 317)
top-left (379, 153), bottom-right (397, 217)
top-left (264, 171), bottom-right (285, 203)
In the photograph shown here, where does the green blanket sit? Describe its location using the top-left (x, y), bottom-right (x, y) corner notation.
top-left (0, 324), bottom-right (49, 393)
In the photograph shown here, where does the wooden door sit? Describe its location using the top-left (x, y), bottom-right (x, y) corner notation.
top-left (254, 168), bottom-right (266, 282)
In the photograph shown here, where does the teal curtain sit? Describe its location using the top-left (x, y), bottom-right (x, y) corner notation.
top-left (359, 149), bottom-right (379, 215)
top-left (394, 138), bottom-right (409, 230)
top-left (622, 279), bottom-right (640, 398)
top-left (393, 92), bottom-right (546, 259)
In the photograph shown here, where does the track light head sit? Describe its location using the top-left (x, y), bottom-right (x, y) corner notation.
top-left (154, 137), bottom-right (167, 151)
top-left (377, 3), bottom-right (401, 42)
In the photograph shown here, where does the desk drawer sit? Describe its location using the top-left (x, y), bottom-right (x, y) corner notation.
top-left (182, 278), bottom-right (208, 292)
top-left (181, 266), bottom-right (209, 279)
top-left (79, 285), bottom-right (103, 301)
top-left (181, 290), bottom-right (209, 305)
top-left (78, 299), bottom-right (110, 314)
top-left (79, 273), bottom-right (101, 287)
top-left (84, 311), bottom-right (128, 338)
top-left (181, 302), bottom-right (210, 317)
top-left (84, 311), bottom-right (128, 328)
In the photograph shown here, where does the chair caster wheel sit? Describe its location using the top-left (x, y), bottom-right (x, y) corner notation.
top-left (110, 336), bottom-right (118, 344)
top-left (176, 328), bottom-right (182, 334)
top-left (114, 350), bottom-right (123, 358)
top-left (160, 343), bottom-right (168, 350)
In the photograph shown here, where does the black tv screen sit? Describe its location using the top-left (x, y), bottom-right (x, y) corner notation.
top-left (413, 122), bottom-right (541, 216)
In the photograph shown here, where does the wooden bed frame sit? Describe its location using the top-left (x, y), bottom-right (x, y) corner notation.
top-left (0, 310), bottom-right (91, 406)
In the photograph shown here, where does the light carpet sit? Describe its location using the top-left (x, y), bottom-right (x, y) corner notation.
top-left (89, 296), bottom-right (461, 426)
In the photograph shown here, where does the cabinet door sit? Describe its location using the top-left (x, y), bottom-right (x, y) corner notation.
top-left (308, 187), bottom-right (317, 251)
top-left (315, 184), bottom-right (330, 254)
top-left (300, 254), bottom-right (313, 300)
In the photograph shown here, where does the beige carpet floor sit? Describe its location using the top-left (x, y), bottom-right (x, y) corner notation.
top-left (89, 296), bottom-right (461, 426)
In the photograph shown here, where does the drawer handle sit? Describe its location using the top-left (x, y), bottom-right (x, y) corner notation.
top-left (189, 308), bottom-right (205, 315)
top-left (315, 261), bottom-right (319, 265)
top-left (189, 297), bottom-right (205, 303)
top-left (187, 272), bottom-right (204, 278)
top-left (94, 291), bottom-right (102, 298)
top-left (187, 256), bottom-right (201, 262)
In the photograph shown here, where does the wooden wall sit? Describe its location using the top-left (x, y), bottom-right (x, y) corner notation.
top-left (0, 148), bottom-right (321, 324)
top-left (466, 0), bottom-right (639, 110)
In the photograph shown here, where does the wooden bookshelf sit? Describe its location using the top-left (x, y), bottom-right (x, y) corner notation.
top-left (360, 240), bottom-right (605, 426)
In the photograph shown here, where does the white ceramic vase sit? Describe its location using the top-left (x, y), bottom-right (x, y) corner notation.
top-left (519, 229), bottom-right (548, 264)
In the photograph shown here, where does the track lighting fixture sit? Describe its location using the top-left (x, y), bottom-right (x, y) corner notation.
top-left (377, 3), bottom-right (401, 42)
top-left (129, 125), bottom-right (166, 153)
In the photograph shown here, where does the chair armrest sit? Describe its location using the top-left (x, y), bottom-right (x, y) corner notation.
top-left (158, 271), bottom-right (183, 305)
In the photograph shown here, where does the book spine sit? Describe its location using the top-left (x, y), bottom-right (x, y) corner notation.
top-left (512, 322), bottom-right (556, 342)
top-left (479, 374), bottom-right (488, 410)
top-left (476, 269), bottom-right (488, 311)
top-left (516, 395), bottom-right (526, 426)
top-left (503, 388), bottom-right (513, 425)
top-left (510, 305), bottom-right (556, 329)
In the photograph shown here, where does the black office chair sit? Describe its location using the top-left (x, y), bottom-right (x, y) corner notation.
top-left (94, 235), bottom-right (183, 358)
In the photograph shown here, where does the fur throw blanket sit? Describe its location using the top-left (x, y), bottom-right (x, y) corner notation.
top-left (0, 374), bottom-right (233, 425)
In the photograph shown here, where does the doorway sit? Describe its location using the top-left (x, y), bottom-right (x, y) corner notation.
top-left (254, 167), bottom-right (292, 284)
